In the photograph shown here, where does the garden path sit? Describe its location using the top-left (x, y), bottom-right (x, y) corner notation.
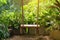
top-left (7, 35), bottom-right (54, 40)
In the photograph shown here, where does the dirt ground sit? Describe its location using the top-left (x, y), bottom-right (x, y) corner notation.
top-left (7, 35), bottom-right (54, 40)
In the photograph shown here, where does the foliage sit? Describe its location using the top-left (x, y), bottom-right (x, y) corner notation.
top-left (22, 0), bottom-right (54, 24)
top-left (0, 0), bottom-right (20, 27)
top-left (0, 0), bottom-right (60, 37)
top-left (0, 24), bottom-right (9, 40)
top-left (22, 0), bottom-right (60, 31)
top-left (0, 0), bottom-right (10, 39)
top-left (0, 0), bottom-right (20, 39)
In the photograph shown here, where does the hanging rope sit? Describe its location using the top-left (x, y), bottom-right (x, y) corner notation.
top-left (36, 0), bottom-right (39, 34)
top-left (37, 0), bottom-right (39, 27)
top-left (22, 0), bottom-right (24, 26)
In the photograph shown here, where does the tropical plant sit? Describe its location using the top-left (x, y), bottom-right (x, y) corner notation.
top-left (21, 0), bottom-right (60, 32)
top-left (0, 24), bottom-right (9, 40)
top-left (0, 0), bottom-right (21, 39)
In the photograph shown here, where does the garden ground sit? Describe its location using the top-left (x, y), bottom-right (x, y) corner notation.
top-left (7, 35), bottom-right (54, 40)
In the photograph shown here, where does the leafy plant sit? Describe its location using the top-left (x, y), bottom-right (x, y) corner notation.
top-left (20, 0), bottom-right (60, 32)
top-left (0, 24), bottom-right (9, 40)
top-left (0, 0), bottom-right (21, 39)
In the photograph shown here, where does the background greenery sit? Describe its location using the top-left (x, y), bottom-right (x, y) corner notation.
top-left (0, 0), bottom-right (60, 39)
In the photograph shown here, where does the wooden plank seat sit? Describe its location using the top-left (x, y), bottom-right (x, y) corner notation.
top-left (20, 24), bottom-right (40, 28)
top-left (20, 24), bottom-right (40, 34)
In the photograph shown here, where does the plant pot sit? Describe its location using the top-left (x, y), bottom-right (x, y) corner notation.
top-left (50, 30), bottom-right (60, 40)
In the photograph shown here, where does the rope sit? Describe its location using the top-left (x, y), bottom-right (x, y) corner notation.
top-left (37, 0), bottom-right (39, 34)
top-left (22, 0), bottom-right (24, 26)
top-left (37, 0), bottom-right (39, 27)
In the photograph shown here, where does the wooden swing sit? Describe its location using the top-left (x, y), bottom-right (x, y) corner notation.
top-left (20, 0), bottom-right (40, 34)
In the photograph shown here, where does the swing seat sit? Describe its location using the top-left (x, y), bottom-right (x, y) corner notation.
top-left (20, 24), bottom-right (40, 35)
top-left (20, 24), bottom-right (40, 28)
